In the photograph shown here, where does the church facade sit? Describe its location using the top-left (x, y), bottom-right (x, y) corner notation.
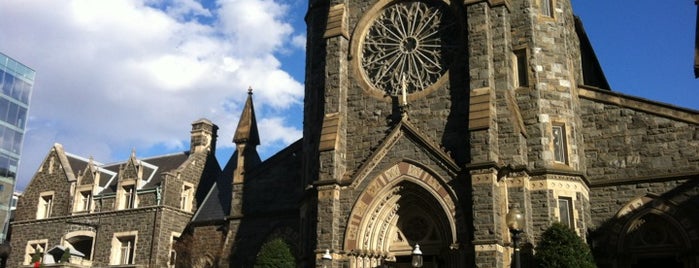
top-left (177, 0), bottom-right (698, 267)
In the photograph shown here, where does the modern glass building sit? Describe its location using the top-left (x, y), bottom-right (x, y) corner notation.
top-left (0, 52), bottom-right (34, 241)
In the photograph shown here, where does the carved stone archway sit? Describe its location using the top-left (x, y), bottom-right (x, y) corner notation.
top-left (613, 195), bottom-right (697, 268)
top-left (345, 162), bottom-right (459, 267)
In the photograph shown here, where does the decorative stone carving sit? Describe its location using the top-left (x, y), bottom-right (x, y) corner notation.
top-left (359, 0), bottom-right (459, 96)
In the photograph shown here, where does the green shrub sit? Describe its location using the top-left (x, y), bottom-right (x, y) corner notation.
top-left (534, 222), bottom-right (596, 268)
top-left (254, 238), bottom-right (295, 268)
top-left (60, 248), bottom-right (71, 263)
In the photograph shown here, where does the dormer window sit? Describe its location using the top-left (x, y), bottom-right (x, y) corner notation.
top-left (118, 184), bottom-right (137, 210)
top-left (81, 191), bottom-right (92, 211)
top-left (74, 188), bottom-right (93, 213)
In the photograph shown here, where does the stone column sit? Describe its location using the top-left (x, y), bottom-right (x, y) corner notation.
top-left (470, 168), bottom-right (507, 267)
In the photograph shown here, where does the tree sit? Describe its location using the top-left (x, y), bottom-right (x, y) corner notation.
top-left (60, 248), bottom-right (71, 263)
top-left (534, 222), bottom-right (596, 268)
top-left (254, 238), bottom-right (295, 268)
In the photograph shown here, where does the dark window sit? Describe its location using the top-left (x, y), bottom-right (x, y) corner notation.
top-left (514, 49), bottom-right (528, 87)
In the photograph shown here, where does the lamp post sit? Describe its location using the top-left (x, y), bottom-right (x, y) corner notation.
top-left (411, 244), bottom-right (423, 268)
top-left (506, 205), bottom-right (525, 268)
top-left (321, 249), bottom-right (332, 268)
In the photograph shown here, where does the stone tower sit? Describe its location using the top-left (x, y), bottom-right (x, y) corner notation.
top-left (302, 0), bottom-right (593, 266)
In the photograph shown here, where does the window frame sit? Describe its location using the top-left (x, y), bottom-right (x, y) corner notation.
top-left (36, 191), bottom-right (54, 219)
top-left (64, 230), bottom-right (96, 261)
top-left (552, 123), bottom-right (568, 164)
top-left (110, 231), bottom-right (137, 265)
top-left (24, 239), bottom-right (48, 265)
top-left (73, 186), bottom-right (94, 214)
top-left (180, 183), bottom-right (194, 212)
top-left (540, 0), bottom-right (555, 18)
top-left (512, 48), bottom-right (529, 88)
top-left (558, 196), bottom-right (574, 228)
top-left (117, 182), bottom-right (138, 210)
top-left (168, 232), bottom-right (181, 268)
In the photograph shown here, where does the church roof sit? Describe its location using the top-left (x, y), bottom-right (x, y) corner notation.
top-left (190, 139), bottom-right (302, 224)
top-left (62, 150), bottom-right (190, 195)
top-left (574, 16), bottom-right (611, 90)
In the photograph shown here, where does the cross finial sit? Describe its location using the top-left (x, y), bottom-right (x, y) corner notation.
top-left (248, 86), bottom-right (253, 94)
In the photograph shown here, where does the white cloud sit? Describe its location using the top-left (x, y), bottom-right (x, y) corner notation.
top-left (0, 0), bottom-right (305, 190)
top-left (291, 34), bottom-right (306, 50)
top-left (217, 0), bottom-right (294, 56)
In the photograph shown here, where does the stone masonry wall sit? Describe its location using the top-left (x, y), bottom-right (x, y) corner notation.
top-left (588, 178), bottom-right (699, 228)
top-left (13, 150), bottom-right (73, 222)
top-left (580, 98), bottom-right (699, 184)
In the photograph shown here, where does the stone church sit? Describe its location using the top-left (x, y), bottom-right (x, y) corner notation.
top-left (177, 0), bottom-right (699, 267)
top-left (9, 0), bottom-right (699, 267)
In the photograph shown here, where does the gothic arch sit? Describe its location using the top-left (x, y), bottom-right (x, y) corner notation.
top-left (344, 162), bottom-right (459, 266)
top-left (613, 195), bottom-right (697, 268)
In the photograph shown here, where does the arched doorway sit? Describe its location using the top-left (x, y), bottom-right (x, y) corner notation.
top-left (612, 196), bottom-right (696, 268)
top-left (383, 183), bottom-right (451, 267)
top-left (621, 212), bottom-right (690, 268)
top-left (344, 163), bottom-right (460, 267)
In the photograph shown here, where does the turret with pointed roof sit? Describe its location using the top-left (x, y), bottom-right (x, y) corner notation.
top-left (230, 87), bottom-right (261, 217)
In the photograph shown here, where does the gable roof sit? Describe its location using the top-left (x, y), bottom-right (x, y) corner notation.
top-left (348, 117), bottom-right (460, 187)
top-left (57, 148), bottom-right (192, 195)
top-left (98, 152), bottom-right (190, 194)
top-left (574, 16), bottom-right (611, 90)
top-left (190, 139), bottom-right (303, 224)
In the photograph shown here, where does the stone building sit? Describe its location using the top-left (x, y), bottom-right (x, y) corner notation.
top-left (7, 119), bottom-right (219, 267)
top-left (9, 0), bottom-right (699, 267)
top-left (176, 0), bottom-right (699, 267)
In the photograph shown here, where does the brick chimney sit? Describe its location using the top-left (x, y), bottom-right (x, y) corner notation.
top-left (190, 118), bottom-right (218, 154)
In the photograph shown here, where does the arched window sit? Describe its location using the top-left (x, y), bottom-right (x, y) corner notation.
top-left (64, 231), bottom-right (96, 262)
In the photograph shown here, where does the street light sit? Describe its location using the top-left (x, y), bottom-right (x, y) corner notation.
top-left (321, 249), bottom-right (332, 268)
top-left (411, 244), bottom-right (423, 268)
top-left (506, 205), bottom-right (525, 268)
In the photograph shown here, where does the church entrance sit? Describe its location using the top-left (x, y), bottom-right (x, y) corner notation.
top-left (343, 163), bottom-right (462, 268)
top-left (617, 211), bottom-right (692, 268)
top-left (385, 255), bottom-right (443, 268)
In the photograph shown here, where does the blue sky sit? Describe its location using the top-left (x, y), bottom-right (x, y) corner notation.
top-left (1, 0), bottom-right (697, 191)
top-left (572, 2), bottom-right (698, 109)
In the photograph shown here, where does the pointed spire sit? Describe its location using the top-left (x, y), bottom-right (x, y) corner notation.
top-left (233, 87), bottom-right (260, 146)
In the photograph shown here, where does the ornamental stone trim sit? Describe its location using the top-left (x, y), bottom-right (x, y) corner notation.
top-left (344, 162), bottom-right (457, 251)
top-left (473, 243), bottom-right (506, 253)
